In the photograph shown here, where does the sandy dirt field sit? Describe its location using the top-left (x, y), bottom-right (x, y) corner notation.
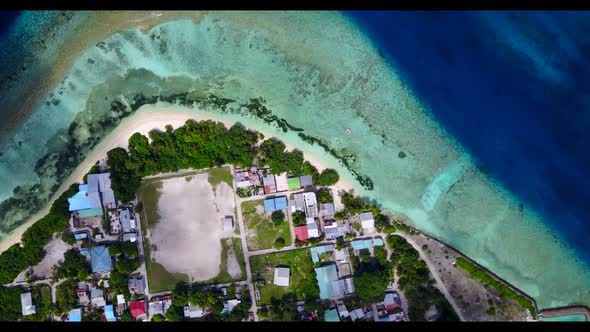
top-left (149, 173), bottom-right (236, 282)
top-left (30, 237), bottom-right (72, 280)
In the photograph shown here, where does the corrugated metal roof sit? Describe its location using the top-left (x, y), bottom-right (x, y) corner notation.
top-left (314, 264), bottom-right (339, 299)
top-left (264, 199), bottom-right (276, 212)
top-left (104, 304), bottom-right (116, 321)
top-left (91, 246), bottom-right (113, 273)
top-left (299, 175), bottom-right (313, 187)
top-left (274, 197), bottom-right (288, 210)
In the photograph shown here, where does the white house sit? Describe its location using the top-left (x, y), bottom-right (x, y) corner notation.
top-left (359, 212), bottom-right (375, 230)
top-left (21, 292), bottom-right (36, 316)
top-left (273, 267), bottom-right (290, 287)
top-left (184, 305), bottom-right (204, 318)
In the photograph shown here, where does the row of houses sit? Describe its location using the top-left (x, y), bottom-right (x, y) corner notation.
top-left (324, 292), bottom-right (403, 322)
top-left (234, 166), bottom-right (314, 197)
top-left (64, 275), bottom-right (147, 322)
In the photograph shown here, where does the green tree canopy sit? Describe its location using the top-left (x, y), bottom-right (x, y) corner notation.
top-left (318, 169), bottom-right (339, 186)
top-left (317, 188), bottom-right (333, 204)
top-left (271, 210), bottom-right (285, 225)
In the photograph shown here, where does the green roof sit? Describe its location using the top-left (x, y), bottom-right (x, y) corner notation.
top-left (78, 208), bottom-right (104, 218)
top-left (287, 177), bottom-right (301, 190)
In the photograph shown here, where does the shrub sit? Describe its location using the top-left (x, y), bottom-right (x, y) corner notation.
top-left (274, 237), bottom-right (286, 249)
top-left (291, 211), bottom-right (306, 226)
top-left (271, 210), bottom-right (285, 225)
top-left (317, 188), bottom-right (333, 204)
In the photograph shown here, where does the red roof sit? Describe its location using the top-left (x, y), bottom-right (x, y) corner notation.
top-left (386, 303), bottom-right (401, 311)
top-left (129, 301), bottom-right (146, 318)
top-left (295, 225), bottom-right (309, 242)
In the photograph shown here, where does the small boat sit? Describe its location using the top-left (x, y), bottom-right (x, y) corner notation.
top-left (345, 128), bottom-right (352, 135)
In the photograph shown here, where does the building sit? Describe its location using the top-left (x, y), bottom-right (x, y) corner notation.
top-left (236, 180), bottom-right (252, 189)
top-left (275, 173), bottom-right (289, 192)
top-left (88, 173), bottom-right (117, 210)
top-left (325, 309), bottom-right (340, 322)
top-left (129, 301), bottom-right (147, 319)
top-left (184, 305), bottom-right (204, 318)
top-left (287, 177), bottom-right (301, 191)
top-left (74, 232), bottom-right (88, 241)
top-left (67, 308), bottom-right (83, 322)
top-left (91, 288), bottom-right (106, 308)
top-left (223, 216), bottom-right (234, 232)
top-left (334, 248), bottom-right (350, 263)
top-left (321, 203), bottom-right (336, 219)
top-left (323, 223), bottom-right (340, 240)
top-left (314, 264), bottom-right (340, 299)
top-left (90, 246), bottom-right (113, 274)
top-left (336, 301), bottom-right (349, 319)
top-left (67, 184), bottom-right (103, 217)
top-left (291, 193), bottom-right (305, 213)
top-left (128, 275), bottom-right (146, 295)
top-left (120, 209), bottom-right (135, 233)
top-left (351, 237), bottom-right (384, 251)
top-left (77, 282), bottom-right (89, 306)
top-left (299, 175), bottom-right (313, 187)
top-left (122, 233), bottom-right (137, 242)
top-left (116, 294), bottom-right (126, 315)
top-left (273, 267), bottom-right (290, 287)
top-left (263, 196), bottom-right (288, 212)
top-left (307, 219), bottom-right (320, 238)
top-left (150, 296), bottom-right (172, 317)
top-left (310, 244), bottom-right (335, 264)
top-left (262, 174), bottom-right (277, 194)
top-left (359, 212), bottom-right (375, 230)
top-left (350, 308), bottom-right (365, 321)
top-left (302, 192), bottom-right (318, 218)
top-left (104, 304), bottom-right (116, 322)
top-left (20, 292), bottom-right (35, 316)
top-left (294, 225), bottom-right (309, 242)
top-left (384, 292), bottom-right (402, 311)
top-left (221, 299), bottom-right (241, 315)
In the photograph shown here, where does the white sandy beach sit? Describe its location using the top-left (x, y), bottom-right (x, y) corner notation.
top-left (0, 103), bottom-right (354, 253)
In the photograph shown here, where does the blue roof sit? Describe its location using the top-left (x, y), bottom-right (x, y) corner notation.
top-left (314, 265), bottom-right (339, 299)
top-left (91, 246), bottom-right (113, 273)
top-left (264, 199), bottom-right (276, 212)
top-left (67, 309), bottom-right (82, 322)
top-left (310, 245), bottom-right (335, 263)
top-left (79, 184), bottom-right (88, 191)
top-left (274, 197), bottom-right (288, 210)
top-left (80, 248), bottom-right (89, 256)
top-left (68, 190), bottom-right (93, 211)
top-left (325, 309), bottom-right (340, 322)
top-left (351, 238), bottom-right (383, 250)
top-left (104, 305), bottom-right (116, 321)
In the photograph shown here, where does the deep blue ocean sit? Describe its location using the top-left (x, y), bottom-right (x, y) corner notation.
top-left (0, 11), bottom-right (20, 39)
top-left (346, 11), bottom-right (590, 265)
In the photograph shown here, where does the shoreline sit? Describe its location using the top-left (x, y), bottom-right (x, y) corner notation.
top-left (0, 104), bottom-right (354, 253)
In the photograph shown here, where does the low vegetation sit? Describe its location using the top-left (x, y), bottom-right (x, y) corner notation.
top-left (250, 249), bottom-right (319, 304)
top-left (316, 188), bottom-right (333, 204)
top-left (386, 235), bottom-right (459, 321)
top-left (53, 249), bottom-right (91, 280)
top-left (455, 257), bottom-right (537, 318)
top-left (242, 201), bottom-right (291, 251)
top-left (0, 184), bottom-right (78, 284)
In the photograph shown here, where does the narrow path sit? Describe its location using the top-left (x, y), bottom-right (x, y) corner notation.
top-left (389, 231), bottom-right (465, 321)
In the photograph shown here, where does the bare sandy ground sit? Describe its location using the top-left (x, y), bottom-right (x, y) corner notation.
top-left (30, 237), bottom-right (72, 280)
top-left (0, 103), bottom-right (353, 254)
top-left (225, 238), bottom-right (241, 280)
top-left (149, 173), bottom-right (236, 282)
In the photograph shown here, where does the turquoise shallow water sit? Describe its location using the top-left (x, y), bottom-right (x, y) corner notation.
top-left (0, 12), bottom-right (589, 309)
top-left (538, 314), bottom-right (587, 322)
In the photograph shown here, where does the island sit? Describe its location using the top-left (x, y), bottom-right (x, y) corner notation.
top-left (0, 118), bottom-right (551, 322)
